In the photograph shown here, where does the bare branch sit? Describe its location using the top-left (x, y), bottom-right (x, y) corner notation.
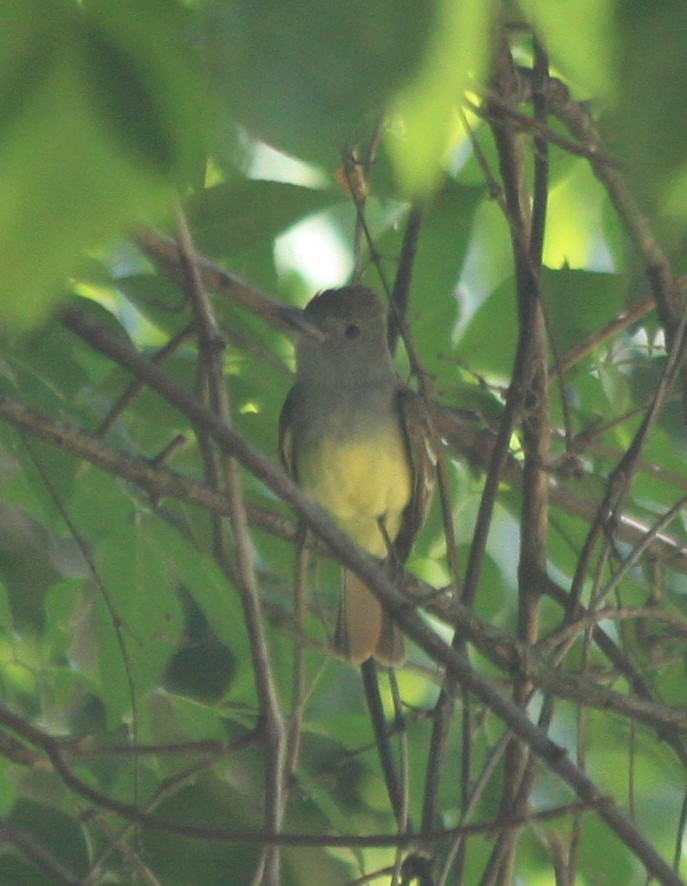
top-left (174, 205), bottom-right (286, 885)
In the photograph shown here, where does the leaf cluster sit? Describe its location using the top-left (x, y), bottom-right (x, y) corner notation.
top-left (1, 2), bottom-right (687, 885)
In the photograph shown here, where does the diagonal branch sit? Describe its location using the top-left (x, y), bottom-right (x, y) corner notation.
top-left (173, 205), bottom-right (286, 885)
top-left (56, 303), bottom-right (685, 886)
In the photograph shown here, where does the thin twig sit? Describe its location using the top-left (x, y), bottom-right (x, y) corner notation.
top-left (96, 324), bottom-right (195, 437)
top-left (286, 536), bottom-right (310, 780)
top-left (174, 204), bottom-right (286, 885)
top-left (551, 294), bottom-right (657, 379)
top-left (388, 670), bottom-right (411, 885)
top-left (482, 32), bottom-right (548, 884)
top-left (568, 294), bottom-right (687, 615)
top-left (2, 671), bottom-right (683, 886)
top-left (137, 228), bottom-right (316, 338)
top-left (361, 660), bottom-right (404, 824)
top-left (21, 436), bottom-right (142, 807)
top-left (46, 310), bottom-right (687, 731)
top-left (535, 73), bottom-right (683, 338)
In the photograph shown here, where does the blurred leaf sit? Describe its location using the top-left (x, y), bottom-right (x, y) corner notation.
top-left (597, 359), bottom-right (631, 418)
top-left (0, 0), bottom-right (201, 330)
top-left (6, 799), bottom-right (89, 882)
top-left (518, 0), bottom-right (617, 98)
top-left (203, 0), bottom-right (436, 164)
top-left (0, 6), bottom-right (685, 883)
top-left (387, 0), bottom-right (492, 194)
top-left (142, 783), bottom-right (260, 886)
top-left (81, 0), bottom-right (203, 175)
top-left (187, 180), bottom-right (338, 260)
top-left (113, 273), bottom-right (189, 336)
top-left (0, 501), bottom-right (69, 632)
top-left (611, 0), bottom-right (687, 225)
top-left (0, 758), bottom-right (16, 817)
top-left (543, 158), bottom-right (613, 269)
top-left (162, 589), bottom-right (238, 703)
top-left (152, 693), bottom-right (233, 746)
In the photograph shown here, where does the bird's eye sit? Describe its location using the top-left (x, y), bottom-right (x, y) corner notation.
top-left (344, 323), bottom-right (361, 339)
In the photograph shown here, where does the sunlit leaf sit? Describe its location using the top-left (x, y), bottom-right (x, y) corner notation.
top-left (387, 0), bottom-right (492, 194)
top-left (518, 0), bottom-right (617, 98)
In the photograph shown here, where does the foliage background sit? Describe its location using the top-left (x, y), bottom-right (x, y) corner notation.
top-left (2, 0), bottom-right (687, 884)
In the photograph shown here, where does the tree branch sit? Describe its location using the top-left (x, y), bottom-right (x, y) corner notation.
top-left (53, 305), bottom-right (686, 886)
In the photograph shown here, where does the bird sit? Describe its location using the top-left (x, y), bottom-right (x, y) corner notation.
top-left (279, 285), bottom-right (434, 664)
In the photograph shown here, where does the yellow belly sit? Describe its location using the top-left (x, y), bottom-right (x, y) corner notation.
top-left (299, 428), bottom-right (412, 557)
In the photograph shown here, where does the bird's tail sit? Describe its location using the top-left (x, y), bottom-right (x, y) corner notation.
top-left (334, 569), bottom-right (405, 665)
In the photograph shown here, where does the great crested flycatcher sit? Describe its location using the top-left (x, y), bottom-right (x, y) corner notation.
top-left (279, 285), bottom-right (434, 665)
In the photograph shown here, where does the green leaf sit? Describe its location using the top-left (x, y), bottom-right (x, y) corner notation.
top-left (542, 158), bottom-right (614, 269)
top-left (0, 581), bottom-right (12, 633)
top-left (152, 693), bottom-right (232, 745)
top-left (612, 0), bottom-right (687, 224)
top-left (458, 267), bottom-right (626, 379)
top-left (518, 0), bottom-right (617, 98)
top-left (186, 180), bottom-right (338, 260)
top-left (204, 0), bottom-right (436, 164)
top-left (144, 518), bottom-right (245, 654)
top-left (0, 0), bottom-right (201, 330)
top-left (408, 180), bottom-right (485, 389)
top-left (387, 0), bottom-right (492, 194)
top-left (457, 276), bottom-right (517, 377)
top-left (4, 799), bottom-right (89, 883)
top-left (142, 784), bottom-right (260, 885)
top-left (95, 520), bottom-right (183, 726)
top-left (543, 267), bottom-right (626, 353)
top-left (110, 274), bottom-right (189, 336)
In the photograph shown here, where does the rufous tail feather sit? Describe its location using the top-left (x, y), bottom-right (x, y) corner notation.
top-left (334, 569), bottom-right (405, 665)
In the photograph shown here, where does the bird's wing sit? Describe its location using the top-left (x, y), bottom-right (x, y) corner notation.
top-left (278, 384), bottom-right (299, 478)
top-left (394, 387), bottom-right (437, 564)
